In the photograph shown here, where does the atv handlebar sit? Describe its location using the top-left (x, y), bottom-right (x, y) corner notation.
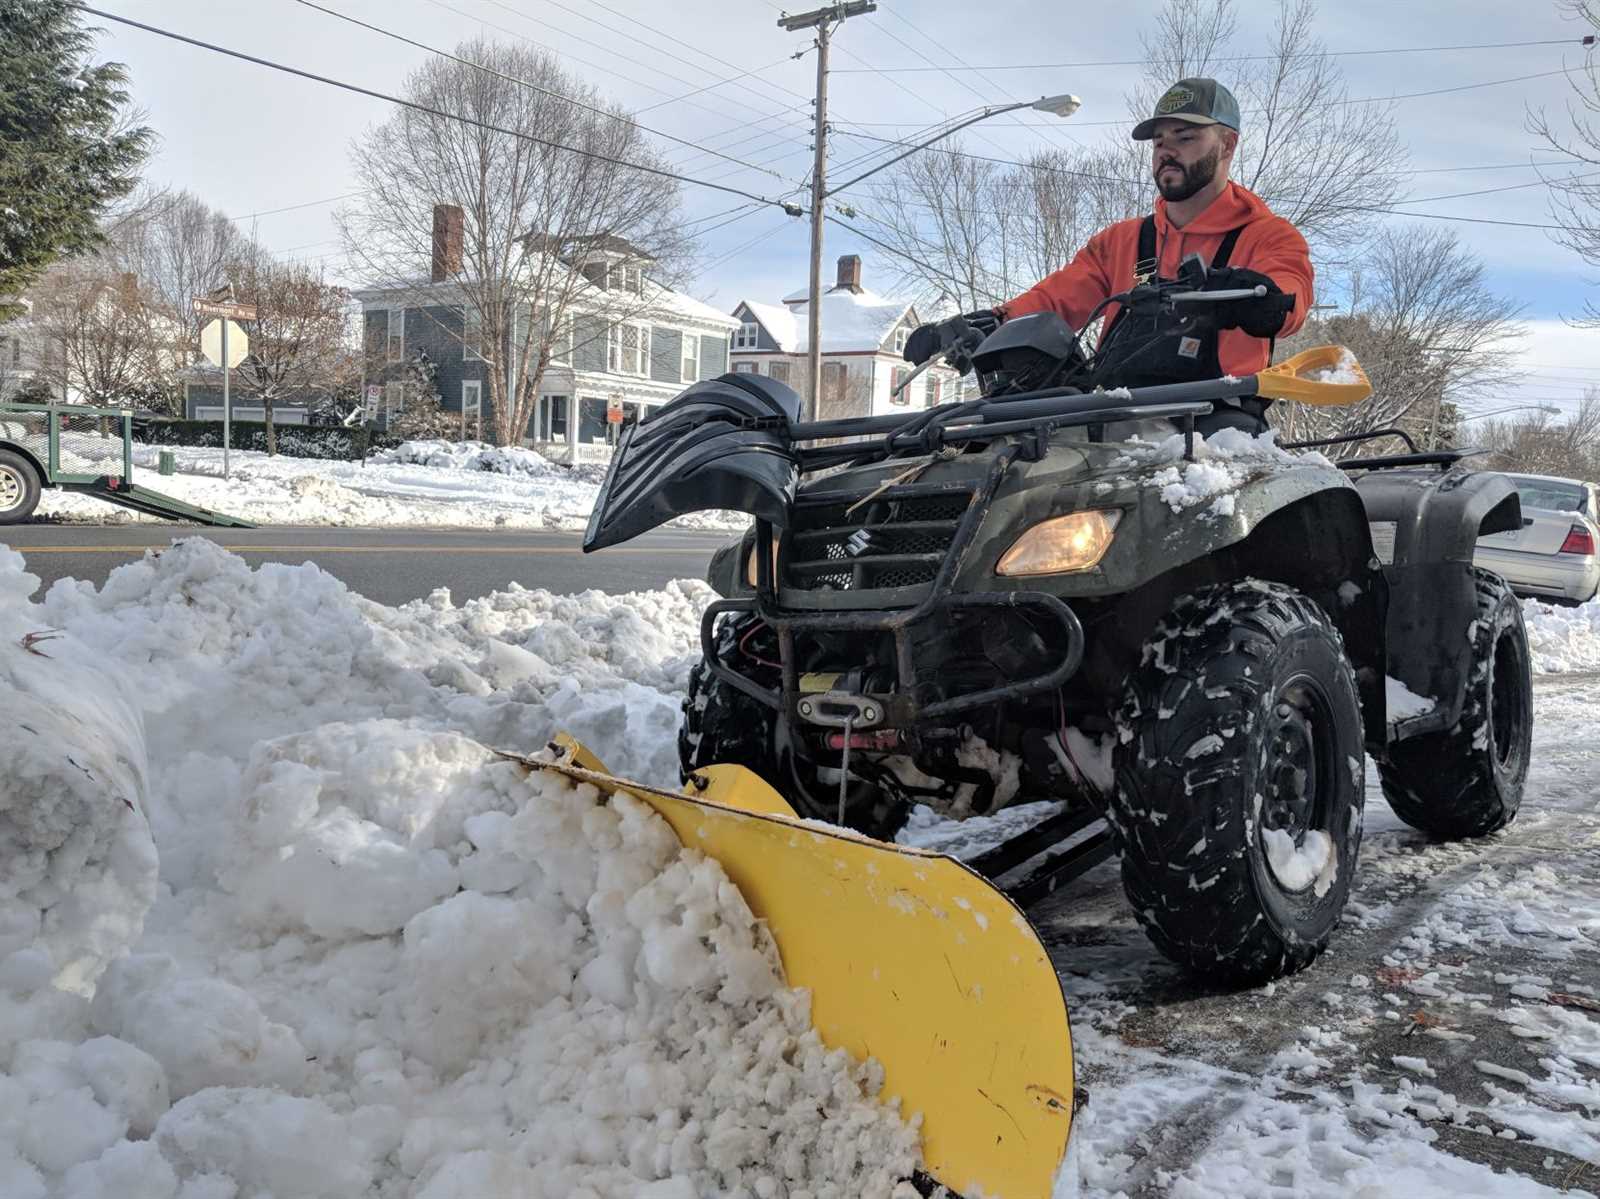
top-left (1169, 286), bottom-right (1269, 303)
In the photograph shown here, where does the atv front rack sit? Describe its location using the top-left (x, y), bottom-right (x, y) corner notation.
top-left (701, 447), bottom-right (1087, 726)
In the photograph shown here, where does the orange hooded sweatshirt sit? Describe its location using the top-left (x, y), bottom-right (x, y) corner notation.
top-left (999, 182), bottom-right (1314, 378)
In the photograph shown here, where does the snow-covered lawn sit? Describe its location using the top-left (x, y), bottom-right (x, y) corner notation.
top-left (33, 440), bottom-right (748, 534)
top-left (2, 535), bottom-right (1595, 1197)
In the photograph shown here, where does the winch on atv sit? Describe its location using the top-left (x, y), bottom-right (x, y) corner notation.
top-left (585, 262), bottom-right (1534, 986)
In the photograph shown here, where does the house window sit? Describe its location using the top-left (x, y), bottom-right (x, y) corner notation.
top-left (462, 308), bottom-right (483, 361)
top-left (893, 325), bottom-right (909, 355)
top-left (608, 324), bottom-right (647, 375)
top-left (767, 360), bottom-right (792, 386)
top-left (733, 362), bottom-right (757, 373)
top-left (889, 367), bottom-right (911, 406)
top-left (386, 309), bottom-right (404, 362)
top-left (681, 334), bottom-right (699, 383)
top-left (462, 380), bottom-right (483, 440)
top-left (532, 395), bottom-right (569, 442)
top-left (383, 381), bottom-right (405, 417)
top-left (927, 375), bottom-right (941, 406)
top-left (733, 321), bottom-right (759, 350)
top-left (626, 265), bottom-right (642, 294)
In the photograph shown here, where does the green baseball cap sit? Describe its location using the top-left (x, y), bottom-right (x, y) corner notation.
top-left (1132, 78), bottom-right (1242, 140)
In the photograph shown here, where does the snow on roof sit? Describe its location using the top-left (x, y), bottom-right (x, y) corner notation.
top-left (742, 289), bottom-right (912, 354)
top-left (742, 301), bottom-right (799, 352)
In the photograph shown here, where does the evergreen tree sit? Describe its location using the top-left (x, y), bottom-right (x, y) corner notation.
top-left (0, 0), bottom-right (152, 318)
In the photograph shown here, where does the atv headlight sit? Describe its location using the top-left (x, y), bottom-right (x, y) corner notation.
top-left (996, 510), bottom-right (1121, 576)
top-left (744, 535), bottom-right (781, 587)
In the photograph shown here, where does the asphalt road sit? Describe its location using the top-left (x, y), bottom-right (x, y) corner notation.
top-left (0, 524), bottom-right (732, 604)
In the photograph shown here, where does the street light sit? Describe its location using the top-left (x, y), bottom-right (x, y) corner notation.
top-left (1457, 403), bottom-right (1562, 423)
top-left (802, 94), bottom-right (1082, 418)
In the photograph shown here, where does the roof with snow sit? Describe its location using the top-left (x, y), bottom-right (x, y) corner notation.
top-left (740, 289), bottom-right (912, 354)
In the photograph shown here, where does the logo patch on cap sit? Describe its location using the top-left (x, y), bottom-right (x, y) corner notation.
top-left (1156, 85), bottom-right (1195, 114)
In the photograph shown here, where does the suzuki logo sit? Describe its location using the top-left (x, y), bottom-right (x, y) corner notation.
top-left (846, 528), bottom-right (874, 557)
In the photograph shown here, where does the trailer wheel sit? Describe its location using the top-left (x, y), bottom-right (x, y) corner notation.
top-left (1112, 580), bottom-right (1365, 986)
top-left (0, 450), bottom-right (42, 524)
top-left (1377, 569), bottom-right (1531, 838)
top-left (680, 613), bottom-right (908, 840)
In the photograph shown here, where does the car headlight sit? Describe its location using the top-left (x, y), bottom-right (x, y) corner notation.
top-left (744, 535), bottom-right (781, 586)
top-left (996, 510), bottom-right (1121, 577)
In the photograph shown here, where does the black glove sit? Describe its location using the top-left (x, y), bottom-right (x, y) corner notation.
top-left (1202, 267), bottom-right (1295, 338)
top-left (903, 309), bottom-right (1001, 365)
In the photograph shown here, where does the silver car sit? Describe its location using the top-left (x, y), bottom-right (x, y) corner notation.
top-left (1475, 473), bottom-right (1600, 604)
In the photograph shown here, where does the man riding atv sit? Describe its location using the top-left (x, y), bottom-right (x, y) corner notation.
top-left (583, 75), bottom-right (1533, 993)
top-left (905, 77), bottom-right (1311, 435)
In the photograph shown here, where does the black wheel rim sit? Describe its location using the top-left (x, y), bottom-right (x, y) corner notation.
top-left (1489, 622), bottom-right (1529, 774)
top-left (1259, 672), bottom-right (1338, 893)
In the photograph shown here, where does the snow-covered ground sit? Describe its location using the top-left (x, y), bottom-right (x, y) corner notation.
top-left (33, 440), bottom-right (747, 534)
top-left (2, 537), bottom-right (1596, 1197)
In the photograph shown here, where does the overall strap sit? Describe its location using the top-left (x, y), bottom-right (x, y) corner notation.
top-left (1133, 214), bottom-right (1158, 284)
top-left (1210, 225), bottom-right (1245, 270)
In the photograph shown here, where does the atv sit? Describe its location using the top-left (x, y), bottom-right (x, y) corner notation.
top-left (584, 265), bottom-right (1533, 985)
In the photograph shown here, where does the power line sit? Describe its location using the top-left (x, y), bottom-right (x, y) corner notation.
top-left (830, 36), bottom-right (1593, 73)
top-left (840, 66), bottom-right (1587, 127)
top-left (291, 0), bottom-right (790, 181)
top-left (831, 131), bottom-right (1578, 229)
top-left (411, 0), bottom-right (821, 175)
top-left (76, 6), bottom-right (804, 216)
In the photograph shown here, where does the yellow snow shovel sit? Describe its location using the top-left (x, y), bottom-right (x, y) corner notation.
top-left (500, 736), bottom-right (1077, 1199)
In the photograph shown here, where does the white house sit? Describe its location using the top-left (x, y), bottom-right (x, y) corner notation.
top-left (728, 255), bottom-right (962, 419)
top-left (353, 209), bottom-right (739, 463)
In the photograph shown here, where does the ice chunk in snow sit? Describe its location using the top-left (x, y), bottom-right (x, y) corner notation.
top-left (0, 547), bottom-right (157, 995)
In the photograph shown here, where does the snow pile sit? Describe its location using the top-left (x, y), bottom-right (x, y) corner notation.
top-left (374, 439), bottom-right (572, 479)
top-left (1121, 428), bottom-right (1333, 516)
top-left (34, 442), bottom-right (746, 534)
top-left (0, 540), bottom-right (920, 1197)
top-left (1522, 596), bottom-right (1600, 674)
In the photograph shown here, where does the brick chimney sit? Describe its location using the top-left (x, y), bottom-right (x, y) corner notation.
top-left (431, 204), bottom-right (464, 282)
top-left (834, 254), bottom-right (862, 293)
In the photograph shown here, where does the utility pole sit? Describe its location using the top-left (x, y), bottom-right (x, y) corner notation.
top-left (779, 2), bottom-right (875, 420)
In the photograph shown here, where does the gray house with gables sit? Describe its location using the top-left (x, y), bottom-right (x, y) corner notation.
top-left (353, 207), bottom-right (737, 461)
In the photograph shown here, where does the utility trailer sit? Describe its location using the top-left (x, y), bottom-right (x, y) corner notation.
top-left (0, 401), bottom-right (254, 527)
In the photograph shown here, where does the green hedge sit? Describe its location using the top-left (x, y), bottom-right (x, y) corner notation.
top-left (133, 419), bottom-right (400, 461)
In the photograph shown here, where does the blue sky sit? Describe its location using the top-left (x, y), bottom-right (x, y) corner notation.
top-left (87, 0), bottom-right (1600, 414)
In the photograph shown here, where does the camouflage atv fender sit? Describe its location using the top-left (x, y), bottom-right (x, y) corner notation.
top-left (953, 455), bottom-right (1372, 600)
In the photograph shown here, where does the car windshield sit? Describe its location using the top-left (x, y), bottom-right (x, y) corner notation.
top-left (1510, 477), bottom-right (1587, 513)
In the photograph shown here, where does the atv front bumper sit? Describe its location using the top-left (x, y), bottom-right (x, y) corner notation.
top-left (700, 590), bottom-right (1086, 727)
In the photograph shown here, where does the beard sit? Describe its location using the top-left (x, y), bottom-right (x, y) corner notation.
top-left (1154, 145), bottom-right (1222, 202)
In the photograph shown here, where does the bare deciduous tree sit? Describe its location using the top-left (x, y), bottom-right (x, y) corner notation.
top-left (1274, 226), bottom-right (1524, 449)
top-left (862, 0), bottom-right (1404, 312)
top-left (1478, 392), bottom-right (1600, 477)
top-left (1528, 0), bottom-right (1600, 323)
top-left (340, 41), bottom-right (689, 446)
top-left (228, 253), bottom-right (352, 454)
top-left (29, 258), bottom-right (166, 407)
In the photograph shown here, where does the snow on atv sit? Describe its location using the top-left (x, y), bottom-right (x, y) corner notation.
top-left (577, 259), bottom-right (1534, 1195)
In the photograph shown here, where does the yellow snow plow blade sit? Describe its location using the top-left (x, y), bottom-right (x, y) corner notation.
top-left (1255, 343), bottom-right (1372, 406)
top-left (503, 736), bottom-right (1076, 1199)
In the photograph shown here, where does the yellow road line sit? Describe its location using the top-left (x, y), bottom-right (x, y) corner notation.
top-left (11, 544), bottom-right (713, 555)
